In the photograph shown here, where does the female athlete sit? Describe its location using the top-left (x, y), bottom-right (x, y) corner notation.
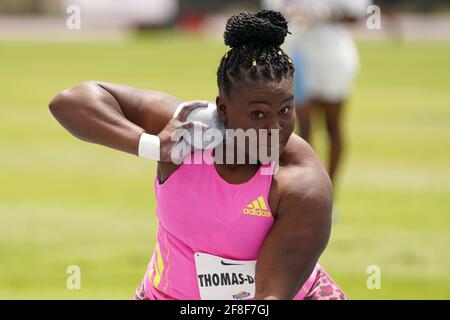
top-left (49, 10), bottom-right (347, 300)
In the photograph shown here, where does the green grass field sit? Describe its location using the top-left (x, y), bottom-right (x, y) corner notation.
top-left (1, 32), bottom-right (449, 299)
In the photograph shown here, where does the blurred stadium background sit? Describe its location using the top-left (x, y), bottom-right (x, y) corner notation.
top-left (0, 0), bottom-right (449, 299)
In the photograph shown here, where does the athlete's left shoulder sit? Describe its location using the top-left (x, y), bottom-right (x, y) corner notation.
top-left (268, 134), bottom-right (332, 219)
top-left (276, 134), bottom-right (332, 201)
top-left (279, 133), bottom-right (320, 167)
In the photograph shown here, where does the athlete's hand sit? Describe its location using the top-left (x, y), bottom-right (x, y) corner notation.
top-left (157, 100), bottom-right (209, 162)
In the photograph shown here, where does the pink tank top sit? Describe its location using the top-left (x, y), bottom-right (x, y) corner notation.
top-left (143, 148), bottom-right (318, 300)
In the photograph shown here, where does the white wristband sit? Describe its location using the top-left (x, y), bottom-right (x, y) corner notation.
top-left (138, 132), bottom-right (160, 161)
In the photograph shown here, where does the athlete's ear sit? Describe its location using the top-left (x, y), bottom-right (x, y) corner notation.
top-left (216, 95), bottom-right (227, 124)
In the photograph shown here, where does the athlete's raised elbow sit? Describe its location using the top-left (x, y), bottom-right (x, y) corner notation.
top-left (49, 88), bottom-right (71, 120)
top-left (49, 81), bottom-right (97, 122)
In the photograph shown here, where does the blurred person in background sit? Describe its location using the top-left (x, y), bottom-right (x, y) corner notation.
top-left (262, 0), bottom-right (371, 189)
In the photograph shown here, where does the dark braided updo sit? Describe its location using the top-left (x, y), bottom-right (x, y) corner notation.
top-left (217, 10), bottom-right (294, 98)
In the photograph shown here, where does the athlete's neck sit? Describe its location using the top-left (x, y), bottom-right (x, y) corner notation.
top-left (212, 142), bottom-right (261, 171)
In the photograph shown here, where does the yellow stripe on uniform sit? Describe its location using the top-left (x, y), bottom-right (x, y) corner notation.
top-left (252, 200), bottom-right (260, 209)
top-left (153, 243), bottom-right (164, 288)
top-left (257, 196), bottom-right (268, 210)
top-left (163, 228), bottom-right (171, 293)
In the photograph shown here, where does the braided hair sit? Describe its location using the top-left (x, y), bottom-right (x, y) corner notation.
top-left (217, 10), bottom-right (294, 98)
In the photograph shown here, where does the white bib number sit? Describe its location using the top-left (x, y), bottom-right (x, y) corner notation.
top-left (194, 252), bottom-right (256, 300)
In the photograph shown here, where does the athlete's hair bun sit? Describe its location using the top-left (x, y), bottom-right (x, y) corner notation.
top-left (224, 10), bottom-right (290, 49)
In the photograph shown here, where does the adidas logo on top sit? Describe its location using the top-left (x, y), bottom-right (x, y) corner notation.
top-left (242, 196), bottom-right (271, 218)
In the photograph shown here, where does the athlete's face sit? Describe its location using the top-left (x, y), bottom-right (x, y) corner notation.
top-left (216, 77), bottom-right (295, 160)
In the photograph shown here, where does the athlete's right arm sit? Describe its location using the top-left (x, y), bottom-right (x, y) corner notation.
top-left (48, 81), bottom-right (204, 157)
